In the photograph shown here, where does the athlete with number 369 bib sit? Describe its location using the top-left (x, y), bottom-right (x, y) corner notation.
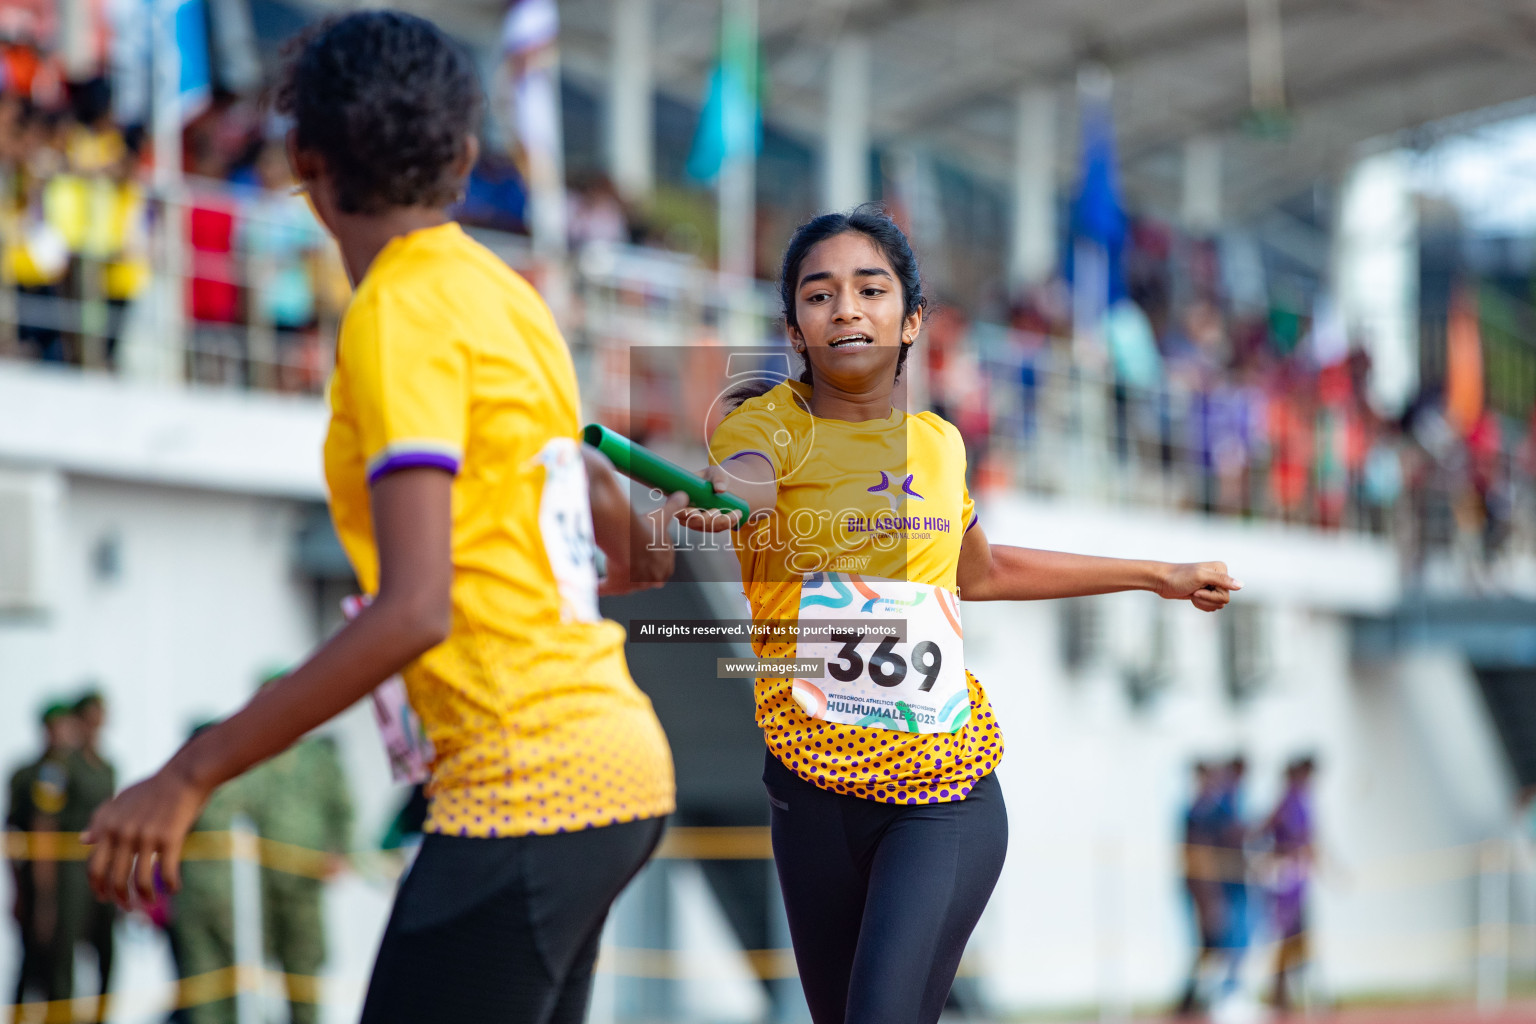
top-left (679, 205), bottom-right (1242, 1024)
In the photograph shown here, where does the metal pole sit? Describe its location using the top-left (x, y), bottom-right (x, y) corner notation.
top-left (1010, 87), bottom-right (1057, 290)
top-left (1180, 136), bottom-right (1222, 235)
top-left (1244, 0), bottom-right (1286, 112)
top-left (526, 51), bottom-right (569, 263)
top-left (231, 818), bottom-right (264, 1024)
top-left (607, 0), bottom-right (655, 203)
top-left (717, 0), bottom-right (757, 348)
top-left (1096, 835), bottom-right (1129, 1024)
top-left (0, 165), bottom-right (18, 355)
top-left (1477, 837), bottom-right (1510, 1012)
top-left (150, 0), bottom-right (187, 385)
top-left (821, 34), bottom-right (870, 214)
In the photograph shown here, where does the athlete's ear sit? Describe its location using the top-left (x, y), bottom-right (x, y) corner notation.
top-left (453, 134), bottom-right (480, 186)
top-left (787, 323), bottom-right (805, 352)
top-left (902, 306), bottom-right (923, 345)
top-left (287, 130), bottom-right (321, 189)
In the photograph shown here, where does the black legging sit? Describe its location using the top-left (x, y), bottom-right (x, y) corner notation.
top-left (763, 751), bottom-right (1008, 1024)
top-left (360, 816), bottom-right (665, 1024)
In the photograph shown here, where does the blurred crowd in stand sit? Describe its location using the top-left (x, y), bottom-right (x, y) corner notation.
top-left (0, 60), bottom-right (683, 393)
top-left (923, 220), bottom-right (1536, 582)
top-left (0, 64), bottom-right (1531, 576)
top-left (0, 74), bottom-right (353, 392)
top-left (0, 77), bottom-right (149, 372)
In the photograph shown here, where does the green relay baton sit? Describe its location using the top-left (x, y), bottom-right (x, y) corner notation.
top-left (582, 424), bottom-right (751, 521)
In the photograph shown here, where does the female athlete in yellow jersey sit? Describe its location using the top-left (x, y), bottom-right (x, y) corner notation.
top-left (81, 14), bottom-right (683, 1023)
top-left (682, 206), bottom-right (1240, 1024)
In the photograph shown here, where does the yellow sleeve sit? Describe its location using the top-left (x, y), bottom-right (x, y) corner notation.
top-left (934, 412), bottom-right (977, 534)
top-left (708, 403), bottom-right (784, 480)
top-left (339, 288), bottom-right (471, 484)
top-left (952, 414), bottom-right (976, 534)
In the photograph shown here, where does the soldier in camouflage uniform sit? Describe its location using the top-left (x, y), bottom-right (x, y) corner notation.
top-left (50, 689), bottom-right (117, 1018)
top-left (6, 702), bottom-right (80, 1021)
top-left (167, 727), bottom-right (251, 1024)
top-left (246, 733), bottom-right (353, 1024)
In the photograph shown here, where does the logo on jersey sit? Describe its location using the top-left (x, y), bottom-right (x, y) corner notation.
top-left (866, 471), bottom-right (924, 513)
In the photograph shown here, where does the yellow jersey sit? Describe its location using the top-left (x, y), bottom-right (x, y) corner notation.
top-left (709, 380), bottom-right (1003, 803)
top-left (324, 222), bottom-right (674, 837)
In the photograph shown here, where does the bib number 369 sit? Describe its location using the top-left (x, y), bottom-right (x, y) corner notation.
top-left (826, 634), bottom-right (944, 691)
top-left (793, 573), bottom-right (969, 734)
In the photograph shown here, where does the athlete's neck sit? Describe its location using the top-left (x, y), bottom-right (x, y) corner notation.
top-left (806, 379), bottom-right (897, 422)
top-left (332, 207), bottom-right (453, 286)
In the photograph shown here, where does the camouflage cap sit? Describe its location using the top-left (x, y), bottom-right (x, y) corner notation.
top-left (41, 700), bottom-right (75, 724)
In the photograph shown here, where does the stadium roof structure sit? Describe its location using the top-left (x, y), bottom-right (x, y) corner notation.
top-left (380, 0), bottom-right (1536, 226)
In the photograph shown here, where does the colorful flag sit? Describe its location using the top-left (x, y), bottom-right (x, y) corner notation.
top-left (1070, 73), bottom-right (1126, 302)
top-left (175, 0), bottom-right (211, 118)
top-left (1068, 69), bottom-right (1125, 358)
top-left (687, 2), bottom-right (761, 183)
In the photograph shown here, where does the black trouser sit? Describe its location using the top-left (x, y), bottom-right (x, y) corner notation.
top-left (360, 816), bottom-right (665, 1024)
top-left (12, 926), bottom-right (51, 1014)
top-left (764, 752), bottom-right (1008, 1024)
top-left (45, 865), bottom-right (114, 1005)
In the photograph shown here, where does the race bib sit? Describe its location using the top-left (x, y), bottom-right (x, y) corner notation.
top-left (342, 594), bottom-right (434, 785)
top-left (793, 573), bottom-right (969, 734)
top-left (535, 437), bottom-right (601, 623)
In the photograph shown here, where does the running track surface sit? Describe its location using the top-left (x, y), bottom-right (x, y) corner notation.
top-left (1299, 1005), bottom-right (1536, 1024)
top-left (1110, 1003), bottom-right (1536, 1023)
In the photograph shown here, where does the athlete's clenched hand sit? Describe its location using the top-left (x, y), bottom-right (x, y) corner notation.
top-left (1156, 561), bottom-right (1242, 612)
top-left (83, 762), bottom-right (209, 909)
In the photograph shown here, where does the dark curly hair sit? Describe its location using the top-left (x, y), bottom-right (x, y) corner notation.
top-left (275, 11), bottom-right (482, 215)
top-left (728, 203), bottom-right (927, 406)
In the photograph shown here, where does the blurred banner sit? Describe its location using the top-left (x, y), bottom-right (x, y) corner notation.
top-left (1446, 284), bottom-right (1485, 436)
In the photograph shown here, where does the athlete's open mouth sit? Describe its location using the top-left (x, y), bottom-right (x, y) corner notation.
top-left (828, 333), bottom-right (873, 348)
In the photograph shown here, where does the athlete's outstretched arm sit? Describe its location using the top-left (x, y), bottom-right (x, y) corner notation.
top-left (955, 521), bottom-right (1240, 612)
top-left (84, 467), bottom-right (457, 908)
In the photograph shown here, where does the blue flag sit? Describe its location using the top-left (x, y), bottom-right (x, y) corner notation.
top-left (1070, 85), bottom-right (1126, 302)
top-left (687, 7), bottom-right (760, 182)
top-left (173, 0), bottom-right (211, 121)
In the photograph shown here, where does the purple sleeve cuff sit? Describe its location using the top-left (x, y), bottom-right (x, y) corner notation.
top-left (965, 512), bottom-right (979, 534)
top-left (367, 450), bottom-right (462, 484)
top-left (724, 450), bottom-right (776, 471)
